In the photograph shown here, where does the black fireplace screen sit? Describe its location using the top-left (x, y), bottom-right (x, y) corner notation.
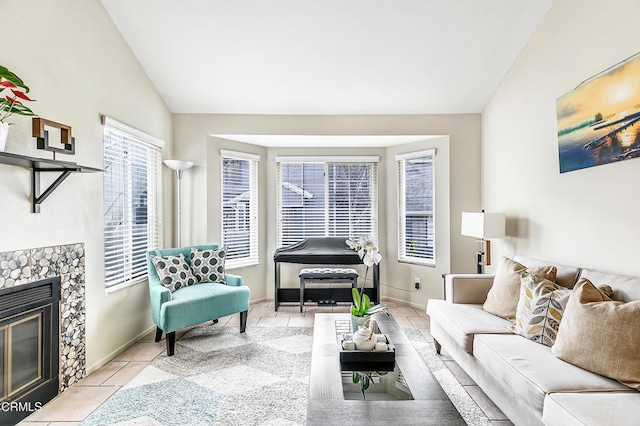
top-left (0, 277), bottom-right (60, 424)
top-left (3, 313), bottom-right (41, 398)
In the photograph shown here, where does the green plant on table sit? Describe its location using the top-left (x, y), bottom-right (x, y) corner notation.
top-left (350, 287), bottom-right (388, 317)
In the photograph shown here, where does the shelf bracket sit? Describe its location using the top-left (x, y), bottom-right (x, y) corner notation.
top-left (0, 152), bottom-right (102, 213)
top-left (32, 168), bottom-right (73, 213)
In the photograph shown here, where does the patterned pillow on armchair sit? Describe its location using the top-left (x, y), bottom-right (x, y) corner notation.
top-left (151, 253), bottom-right (198, 292)
top-left (190, 247), bottom-right (227, 284)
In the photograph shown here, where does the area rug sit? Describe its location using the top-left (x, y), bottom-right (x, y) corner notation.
top-left (81, 323), bottom-right (490, 426)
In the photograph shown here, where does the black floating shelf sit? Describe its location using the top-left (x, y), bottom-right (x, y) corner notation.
top-left (0, 151), bottom-right (103, 213)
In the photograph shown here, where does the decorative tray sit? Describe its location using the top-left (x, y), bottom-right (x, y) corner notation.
top-left (338, 333), bottom-right (396, 371)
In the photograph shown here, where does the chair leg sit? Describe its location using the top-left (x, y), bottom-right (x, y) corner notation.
top-left (434, 338), bottom-right (442, 355)
top-left (240, 310), bottom-right (248, 333)
top-left (166, 332), bottom-right (176, 356)
top-left (300, 278), bottom-right (305, 313)
top-left (154, 327), bottom-right (163, 342)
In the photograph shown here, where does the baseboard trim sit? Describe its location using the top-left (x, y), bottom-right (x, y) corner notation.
top-left (382, 296), bottom-right (426, 313)
top-left (262, 296), bottom-right (426, 313)
top-left (86, 325), bottom-right (157, 376)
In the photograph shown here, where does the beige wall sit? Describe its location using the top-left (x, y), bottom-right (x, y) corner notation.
top-left (173, 114), bottom-right (481, 308)
top-left (482, 0), bottom-right (640, 275)
top-left (1, 0), bottom-right (173, 371)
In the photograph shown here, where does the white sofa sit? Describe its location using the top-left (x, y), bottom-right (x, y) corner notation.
top-left (427, 256), bottom-right (640, 426)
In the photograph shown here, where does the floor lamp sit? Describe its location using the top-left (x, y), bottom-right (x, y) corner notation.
top-left (164, 160), bottom-right (194, 247)
top-left (461, 211), bottom-right (505, 274)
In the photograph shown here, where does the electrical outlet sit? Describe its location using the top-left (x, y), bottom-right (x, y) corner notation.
top-left (414, 277), bottom-right (420, 289)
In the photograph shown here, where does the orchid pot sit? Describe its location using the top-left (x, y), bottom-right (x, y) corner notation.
top-left (0, 123), bottom-right (8, 152)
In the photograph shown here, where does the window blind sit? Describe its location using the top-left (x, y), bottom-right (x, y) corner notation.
top-left (103, 117), bottom-right (163, 289)
top-left (277, 161), bottom-right (378, 247)
top-left (221, 153), bottom-right (259, 267)
top-left (397, 151), bottom-right (435, 264)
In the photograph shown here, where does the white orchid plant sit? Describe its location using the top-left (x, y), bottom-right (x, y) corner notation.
top-left (346, 235), bottom-right (388, 317)
top-left (346, 234), bottom-right (382, 267)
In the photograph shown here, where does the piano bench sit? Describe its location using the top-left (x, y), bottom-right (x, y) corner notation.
top-left (298, 268), bottom-right (358, 313)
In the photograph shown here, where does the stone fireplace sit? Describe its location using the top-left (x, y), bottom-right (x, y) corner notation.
top-left (0, 243), bottom-right (86, 399)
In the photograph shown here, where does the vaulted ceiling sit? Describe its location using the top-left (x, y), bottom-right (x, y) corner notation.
top-left (101, 0), bottom-right (553, 115)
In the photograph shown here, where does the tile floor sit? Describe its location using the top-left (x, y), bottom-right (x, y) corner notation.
top-left (19, 301), bottom-right (512, 426)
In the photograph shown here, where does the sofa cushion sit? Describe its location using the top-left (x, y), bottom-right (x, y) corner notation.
top-left (444, 274), bottom-right (495, 304)
top-left (426, 299), bottom-right (512, 353)
top-left (509, 272), bottom-right (572, 347)
top-left (473, 334), bottom-right (630, 415)
top-left (579, 268), bottom-right (640, 302)
top-left (514, 255), bottom-right (581, 289)
top-left (543, 392), bottom-right (640, 426)
top-left (151, 253), bottom-right (198, 292)
top-left (159, 282), bottom-right (251, 333)
top-left (190, 246), bottom-right (227, 284)
top-left (552, 279), bottom-right (640, 390)
top-left (483, 257), bottom-right (557, 320)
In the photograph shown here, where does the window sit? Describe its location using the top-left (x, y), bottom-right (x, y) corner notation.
top-left (102, 117), bottom-right (163, 290)
top-left (276, 156), bottom-right (378, 246)
top-left (397, 150), bottom-right (435, 265)
top-left (221, 150), bottom-right (259, 267)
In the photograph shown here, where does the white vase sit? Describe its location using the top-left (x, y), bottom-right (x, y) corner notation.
top-left (351, 314), bottom-right (371, 332)
top-left (0, 123), bottom-right (8, 152)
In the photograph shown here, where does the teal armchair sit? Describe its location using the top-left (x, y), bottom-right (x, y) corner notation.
top-left (146, 245), bottom-right (250, 356)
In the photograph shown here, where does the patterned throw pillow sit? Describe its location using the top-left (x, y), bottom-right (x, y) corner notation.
top-left (151, 253), bottom-right (198, 292)
top-left (483, 257), bottom-right (558, 320)
top-left (509, 272), bottom-right (572, 347)
top-left (190, 247), bottom-right (226, 284)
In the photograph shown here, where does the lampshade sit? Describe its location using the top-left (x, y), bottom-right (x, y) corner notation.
top-left (163, 160), bottom-right (194, 171)
top-left (461, 212), bottom-right (505, 239)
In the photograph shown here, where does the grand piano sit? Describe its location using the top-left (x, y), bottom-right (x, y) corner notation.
top-left (273, 237), bottom-right (380, 311)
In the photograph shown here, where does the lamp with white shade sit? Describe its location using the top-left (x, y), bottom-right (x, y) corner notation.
top-left (461, 211), bottom-right (505, 274)
top-left (164, 160), bottom-right (194, 247)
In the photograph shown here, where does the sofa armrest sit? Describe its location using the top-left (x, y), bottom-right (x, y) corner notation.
top-left (444, 274), bottom-right (495, 304)
top-left (225, 273), bottom-right (244, 287)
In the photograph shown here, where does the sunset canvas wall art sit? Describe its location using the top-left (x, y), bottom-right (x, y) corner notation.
top-left (556, 53), bottom-right (640, 173)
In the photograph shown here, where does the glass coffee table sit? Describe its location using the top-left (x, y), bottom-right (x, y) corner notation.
top-left (307, 313), bottom-right (465, 425)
